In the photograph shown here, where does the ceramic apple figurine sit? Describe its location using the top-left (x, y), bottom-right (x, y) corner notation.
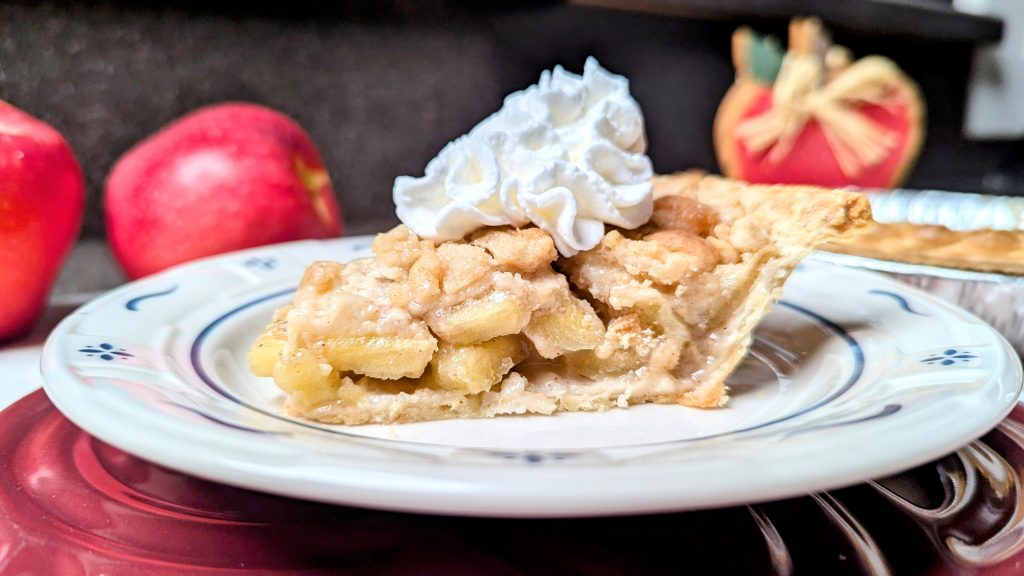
top-left (714, 18), bottom-right (925, 189)
top-left (105, 103), bottom-right (343, 279)
top-left (0, 102), bottom-right (85, 341)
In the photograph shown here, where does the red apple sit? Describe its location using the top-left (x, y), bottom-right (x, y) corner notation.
top-left (0, 102), bottom-right (84, 341)
top-left (105, 103), bottom-right (343, 279)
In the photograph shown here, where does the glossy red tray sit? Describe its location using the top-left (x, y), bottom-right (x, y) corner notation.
top-left (2, 389), bottom-right (1024, 575)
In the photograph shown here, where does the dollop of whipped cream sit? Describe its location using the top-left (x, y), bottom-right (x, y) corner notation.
top-left (393, 57), bottom-right (653, 257)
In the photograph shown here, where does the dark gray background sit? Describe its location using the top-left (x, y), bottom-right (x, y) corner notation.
top-left (0, 0), bottom-right (1018, 240)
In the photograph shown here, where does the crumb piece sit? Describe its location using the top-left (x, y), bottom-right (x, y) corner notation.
top-left (470, 227), bottom-right (558, 273)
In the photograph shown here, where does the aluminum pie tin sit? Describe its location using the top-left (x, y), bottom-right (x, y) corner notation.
top-left (811, 187), bottom-right (1024, 355)
top-left (866, 188), bottom-right (1024, 232)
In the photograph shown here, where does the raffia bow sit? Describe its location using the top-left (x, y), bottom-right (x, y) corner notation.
top-left (734, 54), bottom-right (906, 178)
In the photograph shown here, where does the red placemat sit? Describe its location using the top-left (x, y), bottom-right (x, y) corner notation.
top-left (3, 389), bottom-right (1024, 575)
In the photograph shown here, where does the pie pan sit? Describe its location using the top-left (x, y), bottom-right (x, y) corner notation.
top-left (816, 187), bottom-right (1024, 356)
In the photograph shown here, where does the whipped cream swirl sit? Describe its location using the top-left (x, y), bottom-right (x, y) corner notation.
top-left (393, 57), bottom-right (653, 256)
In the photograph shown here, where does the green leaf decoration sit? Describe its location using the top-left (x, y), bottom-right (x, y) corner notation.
top-left (748, 33), bottom-right (783, 85)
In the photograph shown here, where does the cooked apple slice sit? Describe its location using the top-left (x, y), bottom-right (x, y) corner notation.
top-left (524, 296), bottom-right (604, 358)
top-left (248, 335), bottom-right (284, 377)
top-left (273, 350), bottom-right (341, 409)
top-left (566, 315), bottom-right (647, 378)
top-left (247, 316), bottom-right (288, 377)
top-left (427, 292), bottom-right (530, 345)
top-left (432, 335), bottom-right (527, 393)
top-left (321, 335), bottom-right (437, 379)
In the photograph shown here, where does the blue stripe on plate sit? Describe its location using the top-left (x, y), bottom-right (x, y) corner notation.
top-left (188, 292), bottom-right (867, 452)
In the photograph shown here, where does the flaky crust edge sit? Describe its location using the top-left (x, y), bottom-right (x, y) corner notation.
top-left (658, 172), bottom-right (872, 409)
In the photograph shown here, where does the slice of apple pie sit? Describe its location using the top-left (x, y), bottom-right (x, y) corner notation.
top-left (248, 173), bottom-right (870, 425)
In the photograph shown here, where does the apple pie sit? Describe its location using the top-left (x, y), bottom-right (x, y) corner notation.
top-left (248, 173), bottom-right (870, 425)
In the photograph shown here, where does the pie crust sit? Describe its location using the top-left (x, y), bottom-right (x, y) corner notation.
top-left (824, 222), bottom-right (1024, 275)
top-left (249, 173), bottom-right (871, 425)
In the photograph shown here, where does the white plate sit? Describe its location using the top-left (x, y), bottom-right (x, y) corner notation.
top-left (41, 237), bottom-right (1023, 517)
